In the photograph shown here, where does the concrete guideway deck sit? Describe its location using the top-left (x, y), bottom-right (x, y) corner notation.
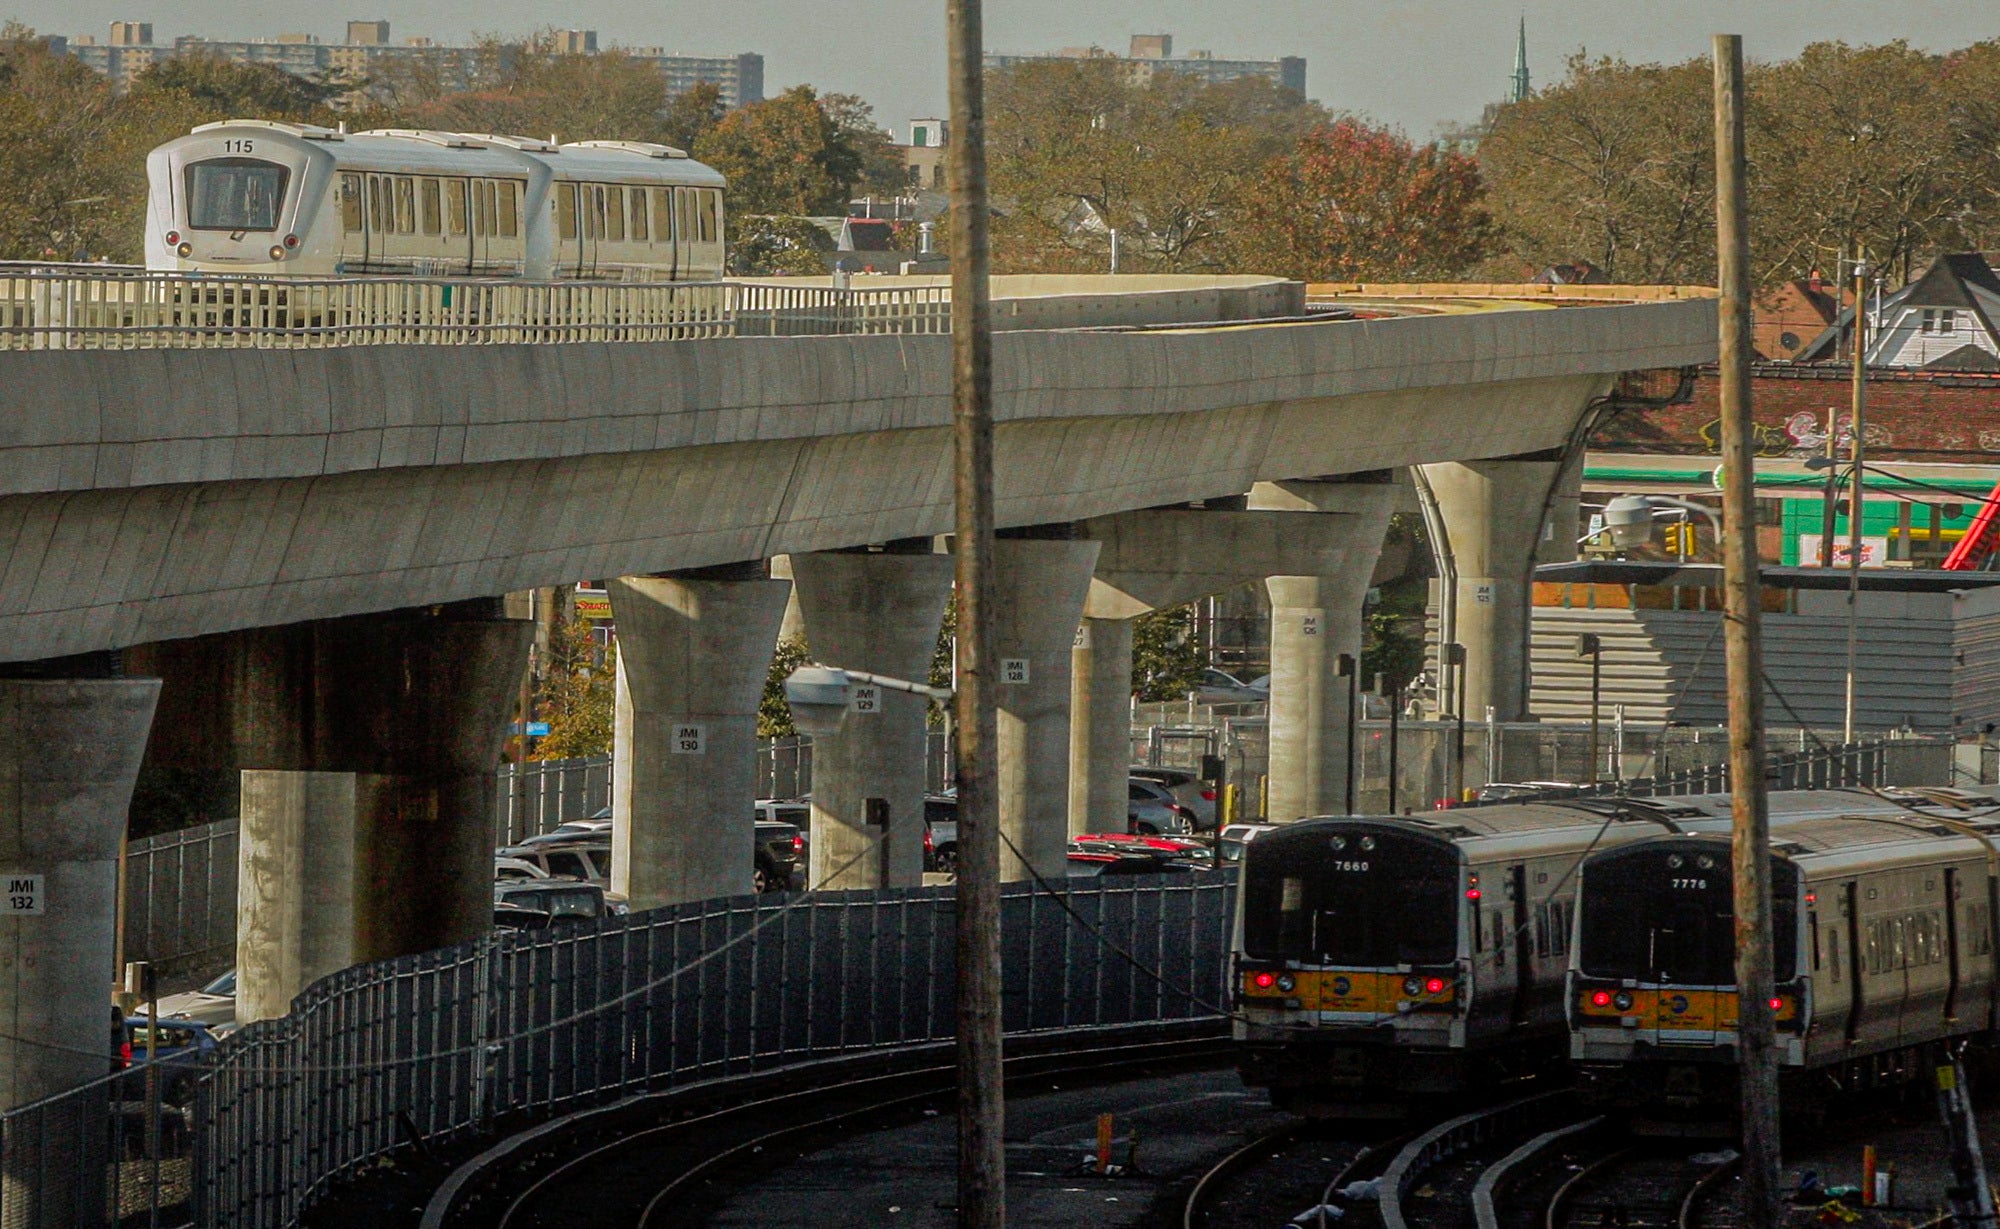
top-left (0, 291), bottom-right (1713, 664)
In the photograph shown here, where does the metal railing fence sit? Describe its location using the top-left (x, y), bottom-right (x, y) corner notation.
top-left (1456, 734), bottom-right (1953, 807)
top-left (0, 273), bottom-right (951, 350)
top-left (120, 821), bottom-right (238, 981)
top-left (0, 874), bottom-right (1232, 1229)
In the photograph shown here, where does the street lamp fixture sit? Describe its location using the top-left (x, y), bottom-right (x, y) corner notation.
top-left (1601, 494), bottom-right (1724, 552)
top-left (783, 664), bottom-right (953, 739)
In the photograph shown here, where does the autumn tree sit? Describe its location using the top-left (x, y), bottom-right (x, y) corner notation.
top-left (986, 60), bottom-right (1324, 273)
top-left (1233, 120), bottom-right (1491, 281)
top-left (1477, 54), bottom-right (1717, 284)
top-left (820, 91), bottom-right (907, 198)
top-left (662, 80), bottom-right (725, 152)
top-left (1133, 605), bottom-right (1206, 702)
top-left (695, 85), bottom-right (864, 216)
top-left (534, 615), bottom-right (614, 760)
top-left (132, 53), bottom-right (346, 118)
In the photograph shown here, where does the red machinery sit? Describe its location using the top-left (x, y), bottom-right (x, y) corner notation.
top-left (1941, 480), bottom-right (2000, 569)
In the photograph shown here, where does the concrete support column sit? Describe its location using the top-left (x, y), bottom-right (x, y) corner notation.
top-left (610, 571), bottom-right (790, 910)
top-left (1419, 460), bottom-right (1564, 722)
top-left (791, 550), bottom-right (954, 889)
top-left (1068, 617), bottom-right (1133, 836)
top-left (990, 538), bottom-right (1100, 881)
top-left (234, 606), bottom-right (531, 1022)
top-left (1251, 480), bottom-right (1397, 821)
top-left (1, 675), bottom-right (157, 1225)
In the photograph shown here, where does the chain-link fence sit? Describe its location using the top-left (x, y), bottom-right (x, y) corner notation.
top-left (2, 874), bottom-right (1232, 1229)
top-left (121, 822), bottom-right (238, 983)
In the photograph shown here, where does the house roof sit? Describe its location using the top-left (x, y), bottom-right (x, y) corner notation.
top-left (1798, 252), bottom-right (2000, 363)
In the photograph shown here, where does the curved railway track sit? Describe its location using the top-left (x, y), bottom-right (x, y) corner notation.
top-left (428, 1030), bottom-right (1232, 1229)
top-left (1179, 1093), bottom-right (1747, 1229)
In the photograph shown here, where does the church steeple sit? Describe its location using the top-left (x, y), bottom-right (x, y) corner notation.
top-left (1509, 16), bottom-right (1531, 103)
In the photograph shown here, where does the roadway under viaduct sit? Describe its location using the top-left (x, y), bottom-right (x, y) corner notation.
top-left (0, 275), bottom-right (1714, 1139)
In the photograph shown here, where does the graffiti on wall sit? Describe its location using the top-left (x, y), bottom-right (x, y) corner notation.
top-left (1696, 412), bottom-right (1892, 457)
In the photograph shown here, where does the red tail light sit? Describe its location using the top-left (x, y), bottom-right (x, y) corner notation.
top-left (1425, 977), bottom-right (1447, 995)
top-left (791, 834), bottom-right (804, 853)
top-left (924, 827), bottom-right (934, 854)
top-left (1769, 997), bottom-right (1783, 1011)
top-left (1200, 788), bottom-right (1216, 801)
top-left (120, 1041), bottom-right (133, 1069)
top-left (1252, 971), bottom-right (1276, 989)
top-left (1590, 990), bottom-right (1613, 1008)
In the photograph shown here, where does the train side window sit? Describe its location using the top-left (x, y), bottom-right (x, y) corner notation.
top-left (367, 176), bottom-right (387, 233)
top-left (447, 180), bottom-right (468, 236)
top-left (498, 182), bottom-right (519, 237)
top-left (1864, 921), bottom-right (1881, 975)
top-left (394, 176), bottom-right (415, 234)
top-left (676, 188), bottom-right (694, 246)
top-left (340, 174), bottom-right (362, 233)
top-left (1534, 900), bottom-right (1569, 959)
top-left (605, 187), bottom-right (625, 241)
top-left (556, 183), bottom-right (578, 240)
top-left (653, 188), bottom-right (674, 242)
top-left (420, 179), bottom-right (441, 235)
top-left (629, 188), bottom-right (648, 241)
top-left (1973, 904), bottom-right (1994, 957)
top-left (1890, 917), bottom-right (1908, 969)
top-left (697, 188), bottom-right (719, 243)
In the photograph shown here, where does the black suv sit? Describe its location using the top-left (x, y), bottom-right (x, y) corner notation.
top-left (756, 819), bottom-right (805, 893)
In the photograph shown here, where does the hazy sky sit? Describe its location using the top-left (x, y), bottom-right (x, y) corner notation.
top-left (19, 1), bottom-right (2000, 140)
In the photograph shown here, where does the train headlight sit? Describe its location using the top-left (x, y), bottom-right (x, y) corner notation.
top-left (1358, 836), bottom-right (1376, 851)
top-left (1613, 991), bottom-right (1634, 1011)
top-left (1403, 976), bottom-right (1422, 996)
top-left (284, 233), bottom-right (299, 248)
top-left (269, 245), bottom-right (287, 261)
top-left (1276, 974), bottom-right (1295, 993)
top-left (175, 242), bottom-right (192, 258)
top-left (1328, 836), bottom-right (1347, 851)
top-left (164, 230), bottom-right (179, 246)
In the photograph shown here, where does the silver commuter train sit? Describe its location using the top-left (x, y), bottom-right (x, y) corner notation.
top-left (145, 120), bottom-right (727, 280)
top-left (1569, 785), bottom-right (2000, 1121)
top-left (1230, 787), bottom-right (2000, 1116)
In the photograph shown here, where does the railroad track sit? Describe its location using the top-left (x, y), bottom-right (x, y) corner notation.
top-left (425, 1028), bottom-right (1230, 1229)
top-left (1180, 1118), bottom-right (1400, 1229)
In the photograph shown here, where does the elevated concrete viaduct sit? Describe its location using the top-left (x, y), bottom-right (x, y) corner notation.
top-left (0, 281), bottom-right (1715, 1127)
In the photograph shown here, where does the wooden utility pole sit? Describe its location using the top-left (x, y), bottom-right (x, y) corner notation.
top-left (1844, 254), bottom-right (1868, 742)
top-left (1713, 34), bottom-right (1780, 1226)
top-left (945, 0), bottom-right (1004, 1224)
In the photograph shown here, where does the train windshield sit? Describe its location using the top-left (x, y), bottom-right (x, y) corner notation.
top-left (185, 158), bottom-right (289, 231)
top-left (1578, 845), bottom-right (1797, 985)
top-left (1242, 825), bottom-right (1458, 965)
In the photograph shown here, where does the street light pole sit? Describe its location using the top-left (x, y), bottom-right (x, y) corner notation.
top-left (1338, 653), bottom-right (1357, 814)
top-left (944, 0), bottom-right (1005, 1221)
top-left (1713, 35), bottom-right (1780, 1226)
top-left (1844, 255), bottom-right (1869, 743)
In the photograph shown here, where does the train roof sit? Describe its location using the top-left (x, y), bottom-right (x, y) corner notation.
top-left (164, 121), bottom-right (726, 187)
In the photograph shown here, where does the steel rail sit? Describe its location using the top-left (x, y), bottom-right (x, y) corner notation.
top-left (1542, 1142), bottom-right (1635, 1229)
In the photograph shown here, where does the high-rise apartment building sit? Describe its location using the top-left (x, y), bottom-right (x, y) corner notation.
top-left (56, 20), bottom-right (766, 110)
top-left (986, 33), bottom-right (1305, 97)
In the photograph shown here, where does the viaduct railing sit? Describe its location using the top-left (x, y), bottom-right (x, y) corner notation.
top-left (0, 874), bottom-right (1233, 1229)
top-left (0, 269), bottom-right (1306, 350)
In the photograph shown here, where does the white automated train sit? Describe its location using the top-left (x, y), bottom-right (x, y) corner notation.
top-left (145, 120), bottom-right (728, 280)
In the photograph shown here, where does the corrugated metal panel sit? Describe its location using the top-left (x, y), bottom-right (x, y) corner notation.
top-left (1529, 606), bottom-right (1960, 730)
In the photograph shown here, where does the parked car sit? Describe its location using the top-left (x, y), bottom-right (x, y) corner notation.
top-left (498, 841), bottom-right (610, 884)
top-left (1128, 766), bottom-right (1219, 830)
top-left (1072, 833), bottom-right (1213, 868)
top-left (492, 879), bottom-right (613, 924)
top-left (1195, 668), bottom-right (1266, 705)
top-left (116, 1015), bottom-right (220, 1105)
top-left (1127, 778), bottom-right (1196, 835)
top-left (923, 792), bottom-right (958, 873)
top-left (517, 818), bottom-right (612, 847)
top-left (493, 901), bottom-right (553, 931)
top-left (495, 855), bottom-right (553, 882)
top-left (1066, 849), bottom-right (1197, 877)
top-left (755, 819), bottom-right (806, 894)
top-left (150, 968), bottom-right (239, 1035)
top-left (1216, 821), bottom-right (1276, 865)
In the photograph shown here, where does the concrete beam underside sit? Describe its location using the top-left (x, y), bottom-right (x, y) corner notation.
top-left (1, 371), bottom-right (1629, 664)
top-left (611, 575), bottom-right (790, 910)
